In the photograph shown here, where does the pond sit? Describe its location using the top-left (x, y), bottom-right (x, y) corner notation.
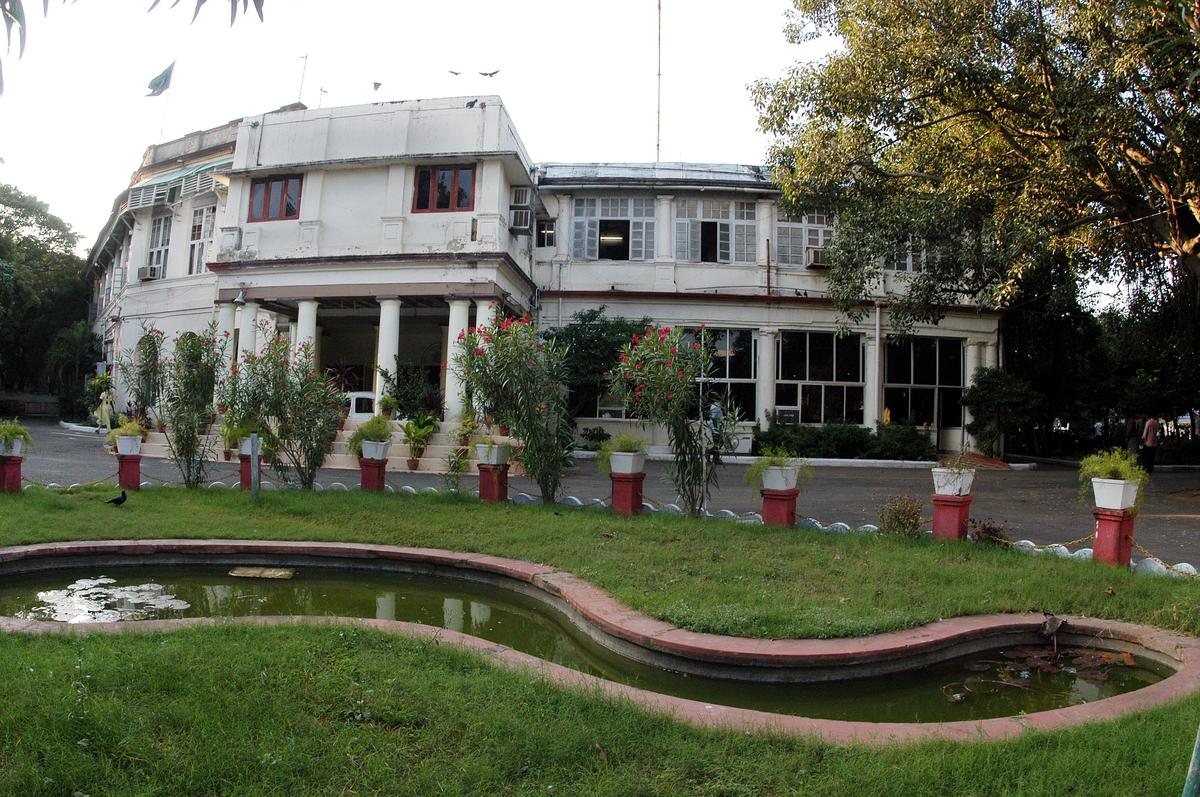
top-left (0, 565), bottom-right (1169, 723)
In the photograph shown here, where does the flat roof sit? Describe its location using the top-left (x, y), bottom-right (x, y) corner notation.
top-left (537, 162), bottom-right (774, 190)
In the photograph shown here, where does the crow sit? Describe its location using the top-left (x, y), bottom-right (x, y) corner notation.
top-left (479, 70), bottom-right (499, 77)
top-left (448, 70), bottom-right (461, 76)
top-left (465, 99), bottom-right (478, 108)
top-left (106, 490), bottom-right (127, 507)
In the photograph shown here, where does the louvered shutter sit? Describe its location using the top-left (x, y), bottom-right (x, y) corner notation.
top-left (642, 221), bottom-right (655, 260)
top-left (630, 221), bottom-right (645, 261)
top-left (718, 222), bottom-right (731, 263)
top-left (689, 220), bottom-right (701, 262)
top-left (586, 219), bottom-right (599, 259)
top-left (675, 220), bottom-right (691, 261)
top-left (572, 219), bottom-right (587, 259)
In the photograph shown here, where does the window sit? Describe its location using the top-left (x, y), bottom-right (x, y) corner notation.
top-left (536, 219), bottom-right (556, 248)
top-left (776, 212), bottom-right (832, 267)
top-left (684, 327), bottom-right (757, 420)
top-left (413, 165), bottom-right (474, 212)
top-left (774, 331), bottom-right (865, 425)
top-left (248, 175), bottom-right (302, 222)
top-left (676, 199), bottom-right (755, 264)
top-left (571, 196), bottom-right (655, 261)
top-left (884, 337), bottom-right (964, 427)
top-left (188, 205), bottom-right (216, 275)
top-left (147, 214), bottom-right (171, 272)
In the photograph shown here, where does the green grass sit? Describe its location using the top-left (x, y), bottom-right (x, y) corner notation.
top-left (0, 624), bottom-right (1195, 796)
top-left (2, 486), bottom-right (1200, 795)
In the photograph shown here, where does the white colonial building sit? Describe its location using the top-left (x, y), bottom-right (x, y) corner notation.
top-left (88, 95), bottom-right (1000, 454)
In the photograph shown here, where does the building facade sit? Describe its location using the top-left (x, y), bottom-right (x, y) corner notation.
top-left (88, 95), bottom-right (1000, 453)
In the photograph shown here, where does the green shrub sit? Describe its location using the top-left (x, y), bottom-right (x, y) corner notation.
top-left (105, 418), bottom-right (147, 447)
top-left (1078, 447), bottom-right (1148, 512)
top-left (743, 446), bottom-right (812, 495)
top-left (595, 433), bottom-right (646, 474)
top-left (401, 412), bottom-right (439, 459)
top-left (878, 495), bottom-right (925, 538)
top-left (349, 415), bottom-right (393, 457)
top-left (967, 517), bottom-right (1013, 546)
top-left (579, 426), bottom-right (611, 451)
top-left (866, 423), bottom-right (936, 461)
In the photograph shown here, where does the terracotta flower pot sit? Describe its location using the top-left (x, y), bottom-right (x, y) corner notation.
top-left (406, 457), bottom-right (420, 471)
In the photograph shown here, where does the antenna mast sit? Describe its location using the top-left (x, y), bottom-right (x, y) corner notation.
top-left (298, 54), bottom-right (309, 103)
top-left (656, 0), bottom-right (662, 162)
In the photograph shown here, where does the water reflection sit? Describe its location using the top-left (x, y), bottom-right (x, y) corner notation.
top-left (24, 577), bottom-right (191, 623)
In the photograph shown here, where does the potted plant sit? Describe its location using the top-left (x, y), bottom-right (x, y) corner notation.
top-left (234, 420), bottom-right (263, 458)
top-left (932, 454), bottom-right (976, 496)
top-left (350, 414), bottom-right (393, 461)
top-left (378, 395), bottom-right (398, 420)
top-left (402, 412), bottom-right (438, 470)
top-left (219, 416), bottom-right (241, 461)
top-left (475, 437), bottom-right (512, 466)
top-left (456, 413), bottom-right (479, 447)
top-left (1079, 448), bottom-right (1148, 512)
top-left (443, 445), bottom-right (470, 491)
top-left (0, 419), bottom-right (34, 457)
top-left (596, 433), bottom-right (647, 475)
top-left (107, 419), bottom-right (146, 456)
top-left (744, 446), bottom-right (812, 493)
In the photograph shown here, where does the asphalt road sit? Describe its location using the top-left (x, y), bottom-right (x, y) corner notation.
top-left (15, 420), bottom-right (1200, 565)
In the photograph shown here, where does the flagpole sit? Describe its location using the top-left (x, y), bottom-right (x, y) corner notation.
top-left (159, 84), bottom-right (172, 140)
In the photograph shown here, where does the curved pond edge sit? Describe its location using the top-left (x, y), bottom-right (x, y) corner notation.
top-left (2, 538), bottom-right (1199, 744)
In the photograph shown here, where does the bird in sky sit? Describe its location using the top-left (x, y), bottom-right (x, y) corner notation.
top-left (106, 490), bottom-right (127, 507)
top-left (448, 70), bottom-right (461, 76)
top-left (465, 99), bottom-right (477, 108)
top-left (373, 82), bottom-right (382, 91)
top-left (479, 70), bottom-right (500, 77)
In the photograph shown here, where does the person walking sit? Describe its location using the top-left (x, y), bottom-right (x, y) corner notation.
top-left (1140, 415), bottom-right (1161, 474)
top-left (1124, 415), bottom-right (1141, 458)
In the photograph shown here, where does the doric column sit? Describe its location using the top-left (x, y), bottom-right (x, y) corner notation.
top-left (863, 333), bottom-right (881, 428)
top-left (375, 298), bottom-right (402, 402)
top-left (444, 299), bottom-right (472, 422)
top-left (215, 302), bottom-right (237, 372)
top-left (963, 339), bottom-right (983, 450)
top-left (295, 300), bottom-right (319, 357)
top-left (474, 297), bottom-right (501, 329)
top-left (554, 194), bottom-right (572, 262)
top-left (755, 328), bottom-right (778, 431)
top-left (654, 195), bottom-right (674, 261)
top-left (985, 340), bottom-right (999, 370)
top-left (237, 301), bottom-right (259, 360)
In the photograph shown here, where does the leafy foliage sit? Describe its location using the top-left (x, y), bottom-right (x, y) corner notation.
top-left (377, 359), bottom-right (432, 420)
top-left (160, 326), bottom-right (225, 487)
top-left (961, 367), bottom-right (1042, 457)
top-left (401, 412), bottom-right (438, 459)
top-left (115, 325), bottom-right (166, 423)
top-left (878, 495), bottom-right (925, 538)
top-left (608, 326), bottom-right (739, 514)
top-left (348, 415), bottom-right (392, 458)
top-left (0, 417), bottom-right (33, 451)
top-left (753, 0), bottom-right (1200, 328)
top-left (454, 314), bottom-right (576, 502)
top-left (549, 307), bottom-right (651, 417)
top-left (1078, 448), bottom-right (1149, 511)
top-left (754, 419), bottom-right (935, 460)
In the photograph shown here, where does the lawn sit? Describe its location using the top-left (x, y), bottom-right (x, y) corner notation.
top-left (1, 486), bottom-right (1198, 795)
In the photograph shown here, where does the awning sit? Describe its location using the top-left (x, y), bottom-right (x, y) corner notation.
top-left (131, 156), bottom-right (234, 188)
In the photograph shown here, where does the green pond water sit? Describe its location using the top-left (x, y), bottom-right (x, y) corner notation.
top-left (0, 565), bottom-right (1168, 723)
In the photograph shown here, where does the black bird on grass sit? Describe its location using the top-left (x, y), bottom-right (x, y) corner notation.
top-left (106, 490), bottom-right (127, 507)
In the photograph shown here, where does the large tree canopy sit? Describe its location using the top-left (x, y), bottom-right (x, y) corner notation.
top-left (753, 0), bottom-right (1200, 326)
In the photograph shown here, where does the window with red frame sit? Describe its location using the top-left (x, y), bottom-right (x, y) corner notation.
top-left (247, 175), bottom-right (303, 222)
top-left (413, 165), bottom-right (475, 212)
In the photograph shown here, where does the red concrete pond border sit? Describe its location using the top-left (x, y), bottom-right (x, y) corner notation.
top-left (2, 538), bottom-right (1199, 744)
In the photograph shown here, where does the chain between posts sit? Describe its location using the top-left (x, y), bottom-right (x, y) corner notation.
top-left (20, 472), bottom-right (119, 489)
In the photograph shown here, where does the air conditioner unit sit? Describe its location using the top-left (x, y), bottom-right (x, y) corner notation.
top-left (510, 186), bottom-right (531, 207)
top-left (806, 248), bottom-right (829, 269)
top-left (137, 264), bottom-right (163, 282)
top-left (509, 208), bottom-right (532, 233)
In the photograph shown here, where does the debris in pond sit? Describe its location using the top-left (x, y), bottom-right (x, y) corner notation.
top-left (942, 644), bottom-right (1138, 703)
top-left (229, 567), bottom-right (295, 580)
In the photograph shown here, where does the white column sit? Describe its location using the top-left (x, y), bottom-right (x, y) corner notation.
top-left (962, 339), bottom-right (983, 450)
top-left (474, 297), bottom-right (501, 329)
top-left (237, 301), bottom-right (259, 359)
top-left (755, 328), bottom-right (778, 431)
top-left (375, 298), bottom-right (402, 401)
top-left (215, 302), bottom-right (236, 370)
top-left (984, 340), bottom-right (999, 370)
top-left (863, 333), bottom-right (881, 428)
top-left (756, 199), bottom-right (775, 266)
top-left (294, 300), bottom-right (318, 356)
top-left (654, 195), bottom-right (674, 260)
top-left (554, 193), bottom-right (572, 262)
top-left (444, 299), bottom-right (472, 423)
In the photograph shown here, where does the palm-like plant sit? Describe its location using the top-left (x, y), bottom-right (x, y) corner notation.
top-left (1, 0), bottom-right (264, 93)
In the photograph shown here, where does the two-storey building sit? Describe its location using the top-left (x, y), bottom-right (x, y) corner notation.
top-left (88, 95), bottom-right (1001, 453)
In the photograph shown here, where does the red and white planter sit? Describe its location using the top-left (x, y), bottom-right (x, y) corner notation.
top-left (1091, 478), bottom-right (1138, 511)
top-left (476, 442), bottom-right (512, 503)
top-left (932, 468), bottom-right (975, 497)
top-left (0, 438), bottom-right (25, 458)
top-left (116, 436), bottom-right (142, 456)
top-left (608, 452), bottom-right (646, 516)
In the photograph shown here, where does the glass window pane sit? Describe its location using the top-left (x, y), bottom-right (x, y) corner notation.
top-left (727, 330), bottom-right (753, 379)
top-left (939, 387), bottom-right (963, 427)
top-left (835, 334), bottom-right (861, 382)
top-left (801, 384), bottom-right (822, 423)
top-left (808, 333), bottom-right (834, 382)
top-left (911, 387), bottom-right (935, 426)
top-left (884, 387), bottom-right (909, 424)
top-left (456, 167), bottom-right (474, 208)
top-left (886, 340), bottom-right (911, 384)
top-left (938, 339), bottom-right (963, 386)
top-left (710, 330), bottom-right (730, 378)
top-left (435, 168), bottom-right (453, 209)
top-left (267, 180), bottom-right (283, 219)
top-left (779, 331), bottom-right (805, 381)
top-left (823, 385), bottom-right (846, 423)
top-left (729, 382), bottom-right (756, 421)
top-left (249, 182), bottom-right (265, 220)
top-left (775, 383), bottom-right (798, 407)
top-left (913, 338), bottom-right (937, 385)
top-left (284, 178), bottom-right (301, 217)
top-left (845, 386), bottom-right (865, 424)
top-left (416, 169), bottom-right (431, 209)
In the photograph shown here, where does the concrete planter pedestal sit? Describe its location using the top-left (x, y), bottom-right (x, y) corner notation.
top-left (238, 454), bottom-right (263, 491)
top-left (610, 471), bottom-right (645, 515)
top-left (478, 463), bottom-right (509, 503)
top-left (117, 454), bottom-right (142, 491)
top-left (931, 494), bottom-right (973, 540)
top-left (359, 458), bottom-right (387, 492)
top-left (761, 487), bottom-right (800, 527)
top-left (0, 456), bottom-right (21, 493)
top-left (1093, 508), bottom-right (1134, 566)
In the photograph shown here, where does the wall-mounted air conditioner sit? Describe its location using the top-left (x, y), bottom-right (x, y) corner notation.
top-left (137, 264), bottom-right (163, 282)
top-left (511, 186), bottom-right (531, 207)
top-left (806, 248), bottom-right (829, 269)
top-left (510, 208), bottom-right (532, 233)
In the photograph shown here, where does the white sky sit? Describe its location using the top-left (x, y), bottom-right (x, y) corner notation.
top-left (0, 0), bottom-right (829, 253)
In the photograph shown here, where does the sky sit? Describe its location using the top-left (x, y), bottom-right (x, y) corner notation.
top-left (0, 0), bottom-right (830, 254)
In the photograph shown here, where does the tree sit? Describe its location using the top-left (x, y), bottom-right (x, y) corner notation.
top-left (1, 0), bottom-right (264, 93)
top-left (752, 0), bottom-right (1200, 326)
top-left (961, 368), bottom-right (1042, 457)
top-left (549, 307), bottom-right (651, 418)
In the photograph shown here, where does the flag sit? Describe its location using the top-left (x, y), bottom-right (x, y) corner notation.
top-left (146, 62), bottom-right (175, 97)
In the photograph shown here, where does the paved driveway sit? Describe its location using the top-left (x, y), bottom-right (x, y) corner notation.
top-left (15, 420), bottom-right (1200, 565)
